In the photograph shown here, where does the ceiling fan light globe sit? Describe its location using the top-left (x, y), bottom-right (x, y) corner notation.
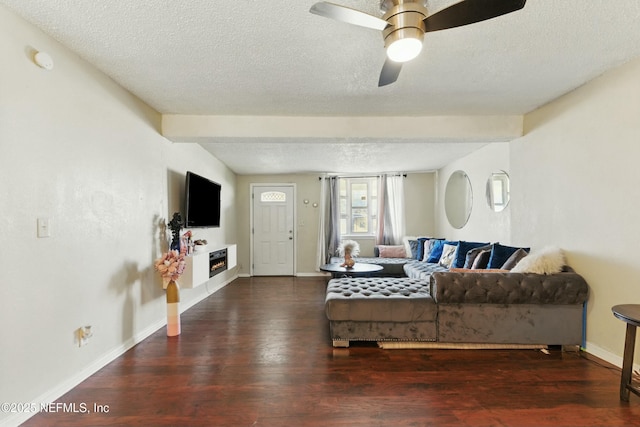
top-left (386, 37), bottom-right (422, 63)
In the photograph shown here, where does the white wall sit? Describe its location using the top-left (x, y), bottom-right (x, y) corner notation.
top-left (436, 143), bottom-right (511, 244)
top-left (235, 174), bottom-right (320, 275)
top-left (0, 7), bottom-right (236, 426)
top-left (404, 172), bottom-right (437, 238)
top-left (234, 172), bottom-right (436, 275)
top-left (437, 57), bottom-right (640, 364)
top-left (511, 56), bottom-right (640, 362)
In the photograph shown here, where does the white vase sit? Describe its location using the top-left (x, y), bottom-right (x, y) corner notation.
top-left (166, 280), bottom-right (181, 337)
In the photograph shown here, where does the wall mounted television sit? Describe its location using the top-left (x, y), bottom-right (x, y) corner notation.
top-left (185, 171), bottom-right (221, 228)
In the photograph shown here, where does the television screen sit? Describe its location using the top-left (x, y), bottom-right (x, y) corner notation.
top-left (185, 171), bottom-right (221, 228)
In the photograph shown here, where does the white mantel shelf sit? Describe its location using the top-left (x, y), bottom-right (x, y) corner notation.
top-left (164, 244), bottom-right (237, 289)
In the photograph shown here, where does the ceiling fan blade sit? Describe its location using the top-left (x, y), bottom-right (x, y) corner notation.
top-left (378, 59), bottom-right (402, 87)
top-left (423, 0), bottom-right (526, 33)
top-left (310, 2), bottom-right (388, 31)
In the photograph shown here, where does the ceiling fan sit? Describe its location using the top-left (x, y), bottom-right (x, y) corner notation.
top-left (310, 0), bottom-right (527, 86)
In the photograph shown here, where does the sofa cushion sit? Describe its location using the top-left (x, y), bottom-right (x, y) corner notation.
top-left (426, 240), bottom-right (444, 263)
top-left (487, 243), bottom-right (530, 269)
top-left (420, 239), bottom-right (430, 261)
top-left (439, 243), bottom-right (458, 268)
top-left (378, 245), bottom-right (407, 258)
top-left (511, 246), bottom-right (565, 274)
top-left (449, 268), bottom-right (510, 273)
top-left (413, 238), bottom-right (442, 262)
top-left (408, 240), bottom-right (420, 259)
top-left (471, 249), bottom-right (491, 269)
top-left (403, 260), bottom-right (449, 281)
top-left (453, 241), bottom-right (490, 269)
top-left (463, 244), bottom-right (492, 268)
top-left (427, 240), bottom-right (457, 263)
top-left (325, 277), bottom-right (437, 322)
top-left (501, 248), bottom-right (529, 270)
top-left (430, 271), bottom-right (589, 305)
top-left (416, 237), bottom-right (429, 261)
top-left (403, 236), bottom-right (423, 259)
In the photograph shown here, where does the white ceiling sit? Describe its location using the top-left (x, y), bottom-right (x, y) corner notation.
top-left (3, 0), bottom-right (640, 174)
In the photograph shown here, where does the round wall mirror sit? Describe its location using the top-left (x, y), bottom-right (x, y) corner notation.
top-left (486, 170), bottom-right (510, 212)
top-left (445, 170), bottom-right (473, 229)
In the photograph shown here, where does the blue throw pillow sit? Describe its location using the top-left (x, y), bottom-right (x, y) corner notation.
top-left (427, 240), bottom-right (458, 263)
top-left (415, 237), bottom-right (429, 261)
top-left (452, 241), bottom-right (490, 269)
top-left (487, 243), bottom-right (530, 269)
top-left (408, 240), bottom-right (420, 259)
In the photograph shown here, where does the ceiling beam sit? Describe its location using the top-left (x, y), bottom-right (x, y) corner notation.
top-left (162, 115), bottom-right (523, 142)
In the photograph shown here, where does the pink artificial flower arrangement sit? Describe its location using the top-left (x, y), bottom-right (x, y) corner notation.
top-left (155, 246), bottom-right (187, 282)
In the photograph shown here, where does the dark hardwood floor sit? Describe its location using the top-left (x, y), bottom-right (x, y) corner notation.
top-left (22, 276), bottom-right (640, 427)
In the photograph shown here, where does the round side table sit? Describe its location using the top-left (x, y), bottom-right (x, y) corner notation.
top-left (319, 262), bottom-right (383, 278)
top-left (612, 304), bottom-right (640, 401)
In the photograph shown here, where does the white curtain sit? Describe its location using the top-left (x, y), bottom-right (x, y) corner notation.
top-left (377, 174), bottom-right (406, 245)
top-left (316, 176), bottom-right (341, 269)
top-left (376, 176), bottom-right (387, 245)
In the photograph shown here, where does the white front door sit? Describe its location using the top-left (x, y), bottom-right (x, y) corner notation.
top-left (252, 185), bottom-right (295, 276)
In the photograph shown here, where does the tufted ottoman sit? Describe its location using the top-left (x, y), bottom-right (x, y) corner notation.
top-left (325, 277), bottom-right (437, 347)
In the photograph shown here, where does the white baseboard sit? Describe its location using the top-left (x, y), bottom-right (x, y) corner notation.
top-left (2, 275), bottom-right (236, 427)
top-left (202, 274), bottom-right (236, 296)
top-left (584, 341), bottom-right (631, 370)
top-left (1, 319), bottom-right (164, 427)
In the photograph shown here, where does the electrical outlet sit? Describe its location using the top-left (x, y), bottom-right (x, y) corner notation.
top-left (76, 325), bottom-right (93, 347)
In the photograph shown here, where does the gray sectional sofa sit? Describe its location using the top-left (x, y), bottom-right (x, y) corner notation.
top-left (327, 256), bottom-right (449, 279)
top-left (430, 269), bottom-right (588, 344)
top-left (324, 257), bottom-right (589, 348)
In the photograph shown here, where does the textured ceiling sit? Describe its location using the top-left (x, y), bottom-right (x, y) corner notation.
top-left (198, 138), bottom-right (492, 175)
top-left (3, 0), bottom-right (640, 174)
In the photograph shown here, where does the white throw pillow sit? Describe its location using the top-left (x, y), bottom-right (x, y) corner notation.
top-left (402, 236), bottom-right (416, 258)
top-left (511, 246), bottom-right (565, 274)
top-left (422, 239), bottom-right (432, 262)
top-left (439, 244), bottom-right (458, 269)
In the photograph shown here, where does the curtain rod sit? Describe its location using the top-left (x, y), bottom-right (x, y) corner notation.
top-left (319, 173), bottom-right (407, 180)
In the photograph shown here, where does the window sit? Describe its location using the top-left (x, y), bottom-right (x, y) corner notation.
top-left (260, 191), bottom-right (286, 202)
top-left (339, 177), bottom-right (378, 236)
